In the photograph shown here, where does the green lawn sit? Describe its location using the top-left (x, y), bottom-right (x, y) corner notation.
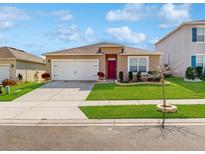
top-left (80, 105), bottom-right (205, 119)
top-left (86, 77), bottom-right (205, 100)
top-left (0, 82), bottom-right (46, 101)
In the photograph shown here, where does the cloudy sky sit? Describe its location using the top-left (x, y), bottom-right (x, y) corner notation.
top-left (0, 3), bottom-right (204, 56)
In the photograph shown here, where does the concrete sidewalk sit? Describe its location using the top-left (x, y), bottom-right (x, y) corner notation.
top-left (0, 101), bottom-right (87, 120)
top-left (1, 99), bottom-right (205, 121)
top-left (81, 99), bottom-right (205, 106)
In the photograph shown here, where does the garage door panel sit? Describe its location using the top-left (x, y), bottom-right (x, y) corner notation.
top-left (53, 61), bottom-right (75, 80)
top-left (52, 59), bottom-right (99, 81)
top-left (75, 61), bottom-right (98, 80)
top-left (0, 65), bottom-right (10, 82)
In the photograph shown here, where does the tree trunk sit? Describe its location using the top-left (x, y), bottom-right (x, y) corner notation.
top-left (161, 68), bottom-right (166, 107)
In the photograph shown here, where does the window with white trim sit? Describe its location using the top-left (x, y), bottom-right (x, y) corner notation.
top-left (128, 57), bottom-right (148, 73)
top-left (197, 27), bottom-right (205, 42)
top-left (196, 55), bottom-right (205, 71)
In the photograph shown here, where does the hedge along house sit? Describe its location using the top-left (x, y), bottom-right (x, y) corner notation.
top-left (44, 42), bottom-right (161, 81)
top-left (0, 47), bottom-right (46, 82)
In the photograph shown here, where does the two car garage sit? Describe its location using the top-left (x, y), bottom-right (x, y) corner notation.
top-left (52, 59), bottom-right (99, 81)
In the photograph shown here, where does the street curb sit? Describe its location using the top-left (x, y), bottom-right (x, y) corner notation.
top-left (1, 119), bottom-right (205, 126)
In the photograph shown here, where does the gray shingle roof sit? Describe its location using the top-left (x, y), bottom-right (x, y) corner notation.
top-left (44, 42), bottom-right (161, 56)
top-left (0, 47), bottom-right (45, 64)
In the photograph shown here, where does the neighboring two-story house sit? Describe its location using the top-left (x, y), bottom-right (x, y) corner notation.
top-left (155, 20), bottom-right (205, 77)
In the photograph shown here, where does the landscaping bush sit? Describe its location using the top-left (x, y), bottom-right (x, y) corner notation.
top-left (196, 66), bottom-right (203, 78)
top-left (119, 71), bottom-right (124, 82)
top-left (2, 79), bottom-right (17, 87)
top-left (128, 71), bottom-right (133, 82)
top-left (97, 72), bottom-right (105, 80)
top-left (186, 67), bottom-right (196, 80)
top-left (136, 72), bottom-right (142, 82)
top-left (147, 71), bottom-right (161, 82)
top-left (41, 72), bottom-right (50, 81)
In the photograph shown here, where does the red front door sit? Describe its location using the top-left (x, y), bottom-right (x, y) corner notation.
top-left (108, 60), bottom-right (116, 79)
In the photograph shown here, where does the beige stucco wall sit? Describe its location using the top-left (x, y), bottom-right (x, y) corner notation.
top-left (16, 60), bottom-right (45, 81)
top-left (156, 23), bottom-right (205, 77)
top-left (101, 47), bottom-right (123, 54)
top-left (0, 59), bottom-right (16, 80)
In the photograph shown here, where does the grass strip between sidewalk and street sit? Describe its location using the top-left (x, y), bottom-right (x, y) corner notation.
top-left (80, 104), bottom-right (205, 119)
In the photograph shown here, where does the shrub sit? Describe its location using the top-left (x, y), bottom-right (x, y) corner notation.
top-left (2, 79), bottom-right (16, 87)
top-left (119, 71), bottom-right (124, 82)
top-left (136, 72), bottom-right (142, 82)
top-left (186, 67), bottom-right (196, 80)
top-left (41, 72), bottom-right (50, 80)
top-left (128, 71), bottom-right (133, 81)
top-left (97, 72), bottom-right (105, 80)
top-left (148, 71), bottom-right (161, 82)
top-left (196, 66), bottom-right (203, 78)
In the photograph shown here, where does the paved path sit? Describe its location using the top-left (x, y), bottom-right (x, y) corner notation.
top-left (0, 81), bottom-right (96, 120)
top-left (0, 99), bottom-right (205, 121)
top-left (0, 81), bottom-right (95, 120)
top-left (0, 101), bottom-right (87, 120)
top-left (14, 81), bottom-right (95, 102)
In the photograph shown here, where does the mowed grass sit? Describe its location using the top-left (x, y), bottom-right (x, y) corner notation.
top-left (86, 77), bottom-right (205, 100)
top-left (0, 82), bottom-right (46, 101)
top-left (80, 105), bottom-right (205, 119)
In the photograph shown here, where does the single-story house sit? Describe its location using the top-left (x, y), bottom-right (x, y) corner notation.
top-left (44, 42), bottom-right (161, 81)
top-left (0, 47), bottom-right (46, 82)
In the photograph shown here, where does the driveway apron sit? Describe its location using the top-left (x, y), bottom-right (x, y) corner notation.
top-left (0, 81), bottom-right (95, 120)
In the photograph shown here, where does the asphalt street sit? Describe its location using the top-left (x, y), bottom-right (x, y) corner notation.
top-left (0, 125), bottom-right (205, 150)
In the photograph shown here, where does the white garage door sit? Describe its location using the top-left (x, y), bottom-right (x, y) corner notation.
top-left (0, 65), bottom-right (10, 82)
top-left (52, 59), bottom-right (99, 80)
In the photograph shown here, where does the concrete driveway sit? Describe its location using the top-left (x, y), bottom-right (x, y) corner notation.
top-left (14, 81), bottom-right (95, 102)
top-left (0, 81), bottom-right (95, 120)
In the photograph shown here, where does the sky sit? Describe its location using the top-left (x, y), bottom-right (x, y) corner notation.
top-left (0, 3), bottom-right (204, 56)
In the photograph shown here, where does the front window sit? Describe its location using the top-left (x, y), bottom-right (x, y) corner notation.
top-left (128, 56), bottom-right (148, 73)
top-left (196, 55), bottom-right (205, 72)
top-left (197, 27), bottom-right (205, 42)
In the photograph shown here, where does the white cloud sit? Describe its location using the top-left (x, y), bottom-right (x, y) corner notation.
top-left (0, 6), bottom-right (30, 29)
top-left (158, 3), bottom-right (191, 28)
top-left (105, 4), bottom-right (156, 21)
top-left (52, 10), bottom-right (73, 21)
top-left (0, 21), bottom-right (12, 29)
top-left (53, 25), bottom-right (94, 43)
top-left (84, 27), bottom-right (94, 36)
top-left (106, 26), bottom-right (146, 44)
